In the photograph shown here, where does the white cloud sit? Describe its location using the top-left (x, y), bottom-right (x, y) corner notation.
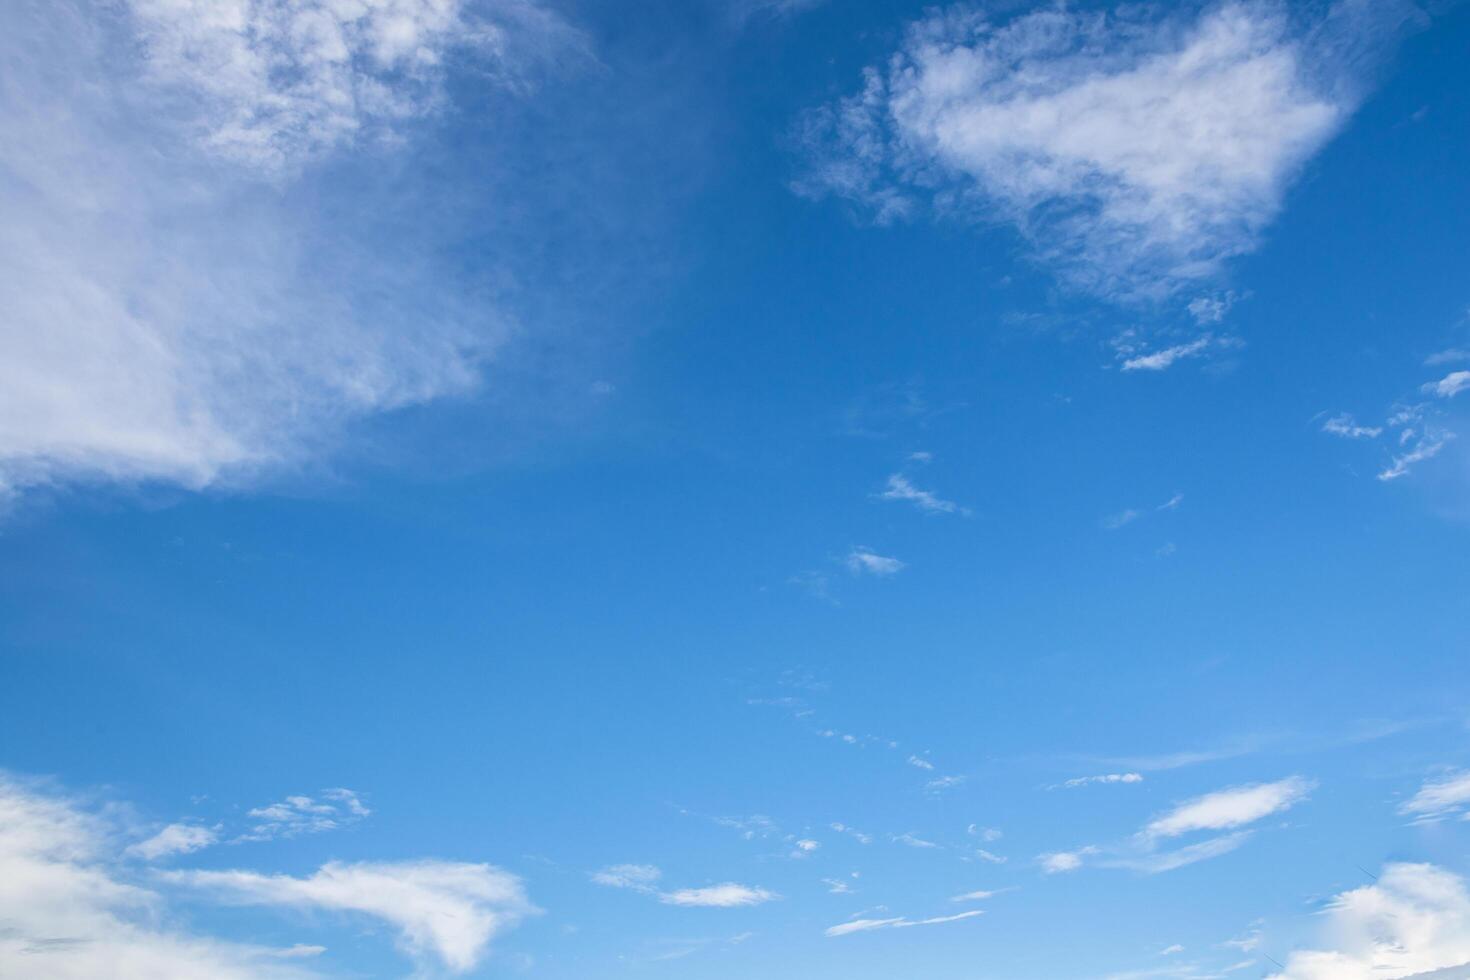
top-left (796, 1), bottom-right (1412, 299)
top-left (792, 839), bottom-right (821, 858)
top-left (1039, 777), bottom-right (1311, 877)
top-left (1160, 944), bottom-right (1185, 955)
top-left (1122, 338), bottom-right (1212, 372)
top-left (1322, 414), bottom-right (1383, 439)
top-left (1061, 772), bottom-right (1145, 789)
top-left (1105, 832), bottom-right (1251, 873)
top-left (1268, 863), bottom-right (1470, 980)
top-left (824, 910), bottom-right (982, 938)
top-left (1426, 349), bottom-right (1470, 366)
top-left (1424, 371), bottom-right (1470, 400)
top-left (908, 755), bottom-right (935, 770)
top-left (660, 884), bottom-right (777, 908)
top-left (823, 877), bottom-right (854, 894)
top-left (0, 0), bottom-right (574, 499)
top-left (126, 0), bottom-right (503, 174)
top-left (1188, 294), bottom-right (1236, 324)
top-left (892, 832), bottom-right (939, 849)
top-left (170, 860), bottom-right (536, 973)
top-left (1379, 428), bottom-right (1453, 481)
top-left (126, 823), bottom-right (219, 861)
top-left (876, 473), bottom-right (967, 515)
top-left (1143, 777), bottom-right (1313, 839)
top-left (951, 889), bottom-right (999, 903)
top-left (846, 546), bottom-right (906, 576)
top-left (591, 863), bottom-right (662, 891)
top-left (592, 864), bottom-right (776, 907)
top-left (0, 774), bottom-right (530, 978)
top-left (1104, 508), bottom-right (1143, 530)
top-left (239, 789), bottom-right (369, 841)
top-left (925, 774), bottom-right (967, 794)
top-left (1398, 771), bottom-right (1470, 824)
top-left (1040, 847), bottom-right (1096, 874)
top-left (830, 822), bottom-right (874, 845)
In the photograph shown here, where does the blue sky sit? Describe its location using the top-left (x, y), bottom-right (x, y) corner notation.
top-left (2, 1), bottom-right (1470, 978)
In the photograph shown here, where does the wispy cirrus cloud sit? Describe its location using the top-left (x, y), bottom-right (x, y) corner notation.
top-left (1039, 777), bottom-right (1312, 875)
top-left (1122, 338), bottom-right (1214, 372)
top-left (1398, 770), bottom-right (1470, 824)
top-left (591, 864), bottom-right (777, 908)
top-left (795, 0), bottom-right (1422, 301)
top-left (875, 473), bottom-right (967, 515)
top-left (824, 909), bottom-right (983, 938)
top-left (1057, 772), bottom-right (1144, 789)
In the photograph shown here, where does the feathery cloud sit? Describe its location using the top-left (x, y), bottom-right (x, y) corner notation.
top-left (825, 910), bottom-right (982, 938)
top-left (876, 474), bottom-right (967, 515)
top-left (126, 822), bottom-right (219, 861)
top-left (1398, 771), bottom-right (1470, 824)
top-left (1060, 773), bottom-right (1145, 789)
top-left (170, 860), bottom-right (536, 973)
top-left (591, 864), bottom-right (777, 908)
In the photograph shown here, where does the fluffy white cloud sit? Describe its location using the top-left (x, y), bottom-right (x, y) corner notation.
top-left (797, 1), bottom-right (1418, 300)
top-left (126, 823), bottom-right (219, 861)
top-left (1270, 864), bottom-right (1470, 980)
top-left (0, 774), bottom-right (533, 978)
top-left (825, 910), bottom-right (982, 938)
top-left (0, 0), bottom-right (573, 499)
top-left (1399, 771), bottom-right (1470, 824)
top-left (1143, 777), bottom-right (1313, 839)
top-left (846, 546), bottom-right (905, 576)
top-left (170, 860), bottom-right (536, 973)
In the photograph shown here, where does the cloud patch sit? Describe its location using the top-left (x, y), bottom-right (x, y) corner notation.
top-left (591, 864), bottom-right (777, 908)
top-left (1269, 863), bottom-right (1470, 980)
top-left (796, 1), bottom-right (1419, 300)
top-left (0, 773), bottom-right (531, 978)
